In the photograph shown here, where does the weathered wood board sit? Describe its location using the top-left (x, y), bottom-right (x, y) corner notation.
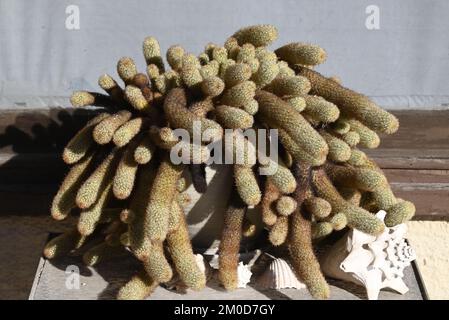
top-left (1, 108), bottom-right (449, 217)
top-left (29, 252), bottom-right (427, 300)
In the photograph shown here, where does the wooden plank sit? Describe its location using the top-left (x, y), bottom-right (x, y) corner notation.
top-left (391, 183), bottom-right (449, 219)
top-left (30, 245), bottom-right (426, 300)
top-left (0, 108), bottom-right (448, 218)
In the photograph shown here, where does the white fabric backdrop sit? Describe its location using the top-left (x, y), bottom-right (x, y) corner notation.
top-left (0, 0), bottom-right (448, 109)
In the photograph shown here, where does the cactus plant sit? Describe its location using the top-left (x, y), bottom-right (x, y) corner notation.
top-left (45, 24), bottom-right (414, 300)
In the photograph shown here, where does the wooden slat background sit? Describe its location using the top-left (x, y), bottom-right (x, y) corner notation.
top-left (0, 108), bottom-right (448, 218)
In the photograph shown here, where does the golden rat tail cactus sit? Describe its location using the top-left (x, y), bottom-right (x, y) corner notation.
top-left (45, 24), bottom-right (414, 300)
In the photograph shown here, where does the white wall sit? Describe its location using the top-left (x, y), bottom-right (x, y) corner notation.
top-left (0, 0), bottom-right (448, 109)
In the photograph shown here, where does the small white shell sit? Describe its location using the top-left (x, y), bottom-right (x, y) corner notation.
top-left (237, 262), bottom-right (253, 288)
top-left (257, 258), bottom-right (306, 290)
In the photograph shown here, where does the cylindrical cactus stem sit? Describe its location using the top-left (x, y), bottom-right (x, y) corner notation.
top-left (43, 228), bottom-right (86, 259)
top-left (275, 196), bottom-right (297, 216)
top-left (134, 135), bottom-right (155, 164)
top-left (277, 60), bottom-right (296, 77)
top-left (154, 71), bottom-right (181, 94)
top-left (144, 158), bottom-right (184, 241)
top-left (168, 198), bottom-right (182, 233)
top-left (82, 241), bottom-right (126, 266)
top-left (311, 168), bottom-right (385, 235)
top-left (320, 131), bottom-right (351, 162)
top-left (312, 222), bottom-right (333, 239)
top-left (76, 149), bottom-right (120, 209)
top-left (266, 159), bottom-right (297, 194)
top-left (113, 117), bottom-right (148, 147)
top-left (302, 95), bottom-right (340, 123)
top-left (189, 164), bottom-right (207, 194)
top-left (182, 52), bottom-right (201, 68)
top-left (189, 98), bottom-right (214, 118)
top-left (198, 50), bottom-right (210, 65)
top-left (78, 182), bottom-right (113, 236)
top-left (256, 90), bottom-right (328, 164)
top-left (269, 215), bottom-right (289, 246)
top-left (232, 24), bottom-right (278, 47)
top-left (117, 57), bottom-right (138, 84)
top-left (234, 165), bottom-right (261, 206)
top-left (113, 143), bottom-right (139, 200)
top-left (163, 88), bottom-right (222, 142)
top-left (348, 149), bottom-right (368, 167)
top-left (98, 74), bottom-right (125, 103)
top-left (127, 165), bottom-right (157, 261)
top-left (261, 180), bottom-right (280, 226)
top-left (215, 105), bottom-right (254, 129)
top-left (200, 76), bottom-right (225, 97)
top-left (125, 85), bottom-right (150, 111)
top-left (384, 200), bottom-right (416, 227)
top-left (289, 163), bottom-right (330, 300)
top-left (283, 96), bottom-right (306, 113)
top-left (117, 270), bottom-right (158, 300)
top-left (166, 45), bottom-right (185, 71)
top-left (51, 151), bottom-right (95, 220)
top-left (212, 46), bottom-right (228, 64)
top-left (327, 212), bottom-right (348, 231)
top-left (270, 124), bottom-right (319, 165)
top-left (62, 113), bottom-right (110, 164)
top-left (221, 81), bottom-right (256, 107)
top-left (181, 63), bottom-right (203, 91)
top-left (236, 43), bottom-right (256, 63)
top-left (224, 63), bottom-right (252, 87)
top-left (166, 206), bottom-right (206, 290)
top-left (264, 76), bottom-right (311, 97)
top-left (295, 66), bottom-right (399, 134)
top-left (146, 64), bottom-right (160, 84)
top-left (304, 197), bottom-right (332, 220)
top-left (224, 37), bottom-right (239, 59)
top-left (70, 91), bottom-right (116, 108)
top-left (143, 241), bottom-right (173, 283)
top-left (218, 188), bottom-right (246, 290)
top-left (200, 60), bottom-right (220, 79)
top-left (340, 130), bottom-right (360, 147)
top-left (251, 60), bottom-right (279, 88)
top-left (255, 47), bottom-right (278, 63)
top-left (93, 110), bottom-right (132, 145)
top-left (325, 164), bottom-right (387, 192)
top-left (343, 118), bottom-right (380, 149)
top-left (275, 43), bottom-right (327, 66)
top-left (143, 36), bottom-right (164, 71)
top-left (242, 99), bottom-right (259, 115)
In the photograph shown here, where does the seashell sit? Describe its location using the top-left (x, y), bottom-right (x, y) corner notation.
top-left (256, 258), bottom-right (306, 290)
top-left (321, 210), bottom-right (416, 300)
top-left (237, 262), bottom-right (253, 288)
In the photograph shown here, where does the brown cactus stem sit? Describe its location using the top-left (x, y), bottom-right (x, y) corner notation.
top-left (189, 163), bottom-right (207, 193)
top-left (218, 187), bottom-right (246, 290)
top-left (288, 162), bottom-right (330, 299)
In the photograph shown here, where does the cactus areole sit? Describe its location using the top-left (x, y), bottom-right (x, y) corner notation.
top-left (45, 24), bottom-right (415, 300)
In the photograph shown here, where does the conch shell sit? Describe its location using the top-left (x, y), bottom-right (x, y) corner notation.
top-left (321, 210), bottom-right (416, 300)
